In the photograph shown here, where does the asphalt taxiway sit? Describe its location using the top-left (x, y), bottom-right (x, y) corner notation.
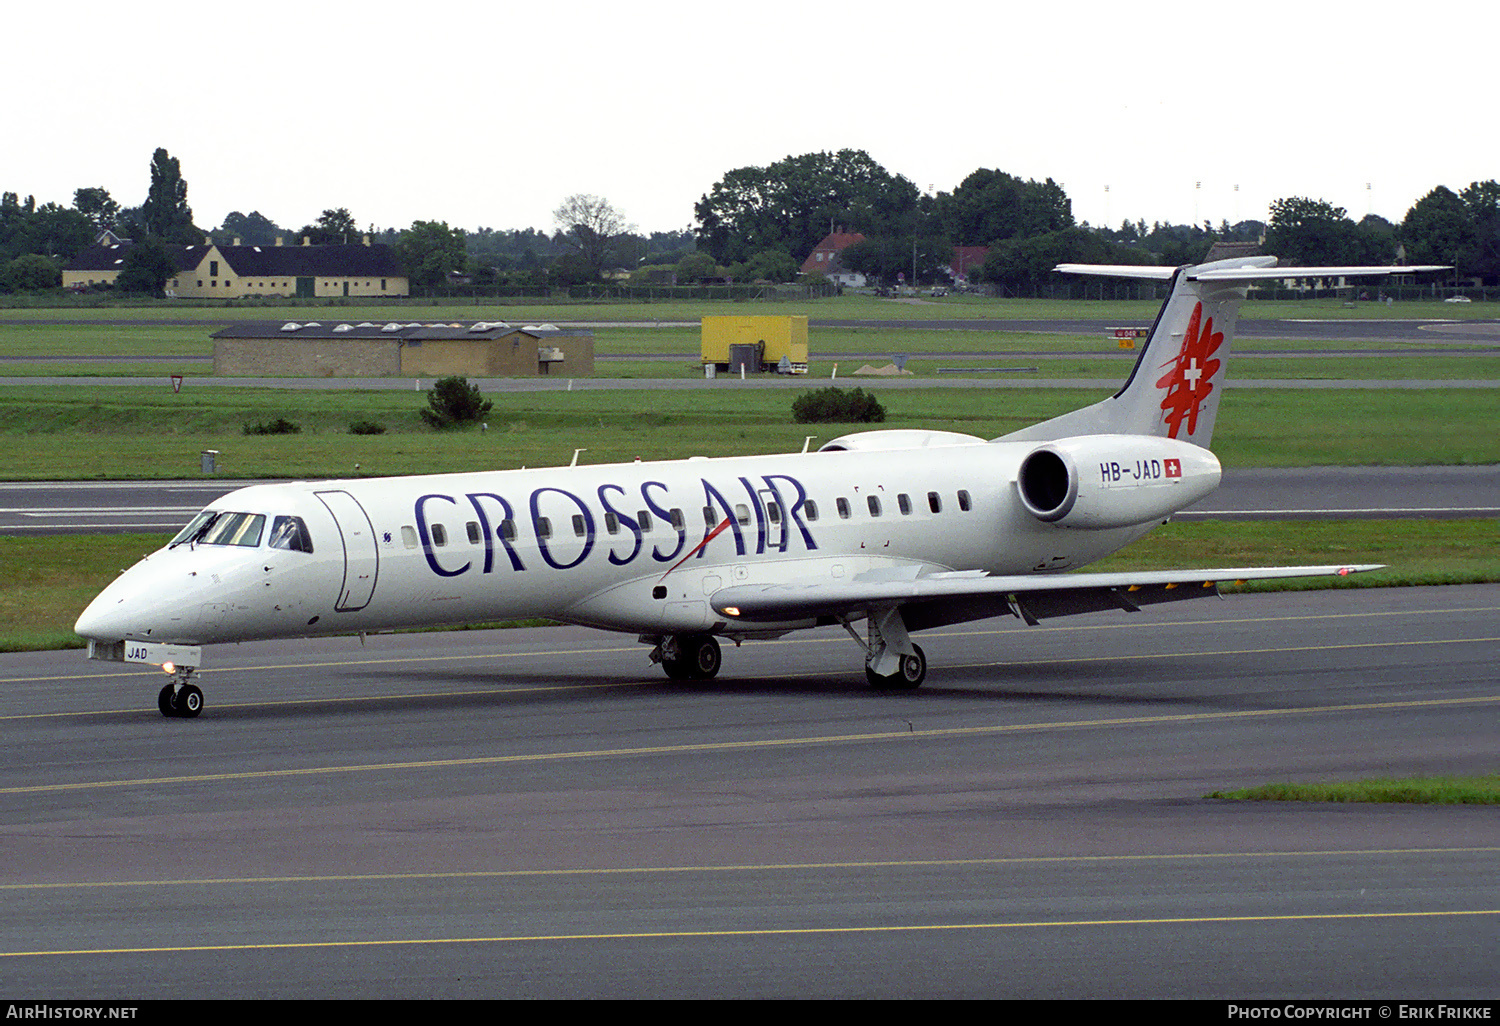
top-left (2, 584), bottom-right (1496, 998)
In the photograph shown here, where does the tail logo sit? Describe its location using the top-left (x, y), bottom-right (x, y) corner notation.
top-left (1156, 301), bottom-right (1223, 439)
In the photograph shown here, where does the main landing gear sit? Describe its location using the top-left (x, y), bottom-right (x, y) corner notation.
top-left (156, 665), bottom-right (203, 718)
top-left (865, 644), bottom-right (926, 690)
top-left (649, 634), bottom-right (722, 681)
top-left (849, 606), bottom-right (927, 690)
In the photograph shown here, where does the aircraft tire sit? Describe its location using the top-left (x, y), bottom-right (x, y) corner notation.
top-left (177, 684), bottom-right (204, 718)
top-left (158, 684), bottom-right (176, 717)
top-left (866, 645), bottom-right (926, 690)
top-left (683, 635), bottom-right (721, 680)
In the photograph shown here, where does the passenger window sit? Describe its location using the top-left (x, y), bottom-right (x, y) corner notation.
top-left (958, 490), bottom-right (972, 511)
top-left (572, 514), bottom-right (587, 537)
top-left (500, 519), bottom-right (516, 541)
top-left (401, 525), bottom-right (418, 549)
top-left (670, 508), bottom-right (685, 530)
top-left (269, 515), bottom-right (314, 553)
top-left (431, 523), bottom-right (448, 546)
top-left (804, 500), bottom-right (819, 521)
top-left (605, 511), bottom-right (619, 535)
top-left (638, 510), bottom-right (653, 531)
top-left (836, 498), bottom-right (850, 519)
top-left (867, 496), bottom-right (882, 517)
top-left (897, 494), bottom-right (911, 515)
top-left (766, 502), bottom-right (781, 524)
top-left (928, 491), bottom-right (942, 513)
top-left (702, 506), bottom-right (717, 527)
top-left (536, 517), bottom-right (551, 539)
top-left (466, 521), bottom-right (481, 545)
top-left (734, 504), bottom-right (750, 525)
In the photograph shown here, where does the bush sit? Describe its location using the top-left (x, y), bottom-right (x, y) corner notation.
top-left (348, 420), bottom-right (387, 435)
top-left (792, 387), bottom-right (886, 424)
top-left (243, 417), bottom-right (301, 435)
top-left (421, 376), bottom-right (493, 430)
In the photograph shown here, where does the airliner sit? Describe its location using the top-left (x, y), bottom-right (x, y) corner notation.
top-left (75, 257), bottom-right (1442, 717)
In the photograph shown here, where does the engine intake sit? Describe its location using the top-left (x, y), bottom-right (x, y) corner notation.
top-left (1016, 435), bottom-right (1221, 529)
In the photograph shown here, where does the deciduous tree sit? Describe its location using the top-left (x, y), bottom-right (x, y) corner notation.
top-left (113, 238), bottom-right (178, 296)
top-left (72, 187), bottom-right (120, 233)
top-left (552, 194), bottom-right (635, 278)
top-left (298, 207), bottom-right (360, 246)
top-left (694, 150), bottom-right (919, 265)
top-left (396, 220), bottom-right (466, 291)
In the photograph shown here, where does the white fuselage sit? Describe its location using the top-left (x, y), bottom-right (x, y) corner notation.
top-left (74, 437), bottom-right (1219, 648)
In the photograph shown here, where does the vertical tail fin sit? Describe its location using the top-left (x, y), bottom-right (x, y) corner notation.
top-left (998, 257), bottom-right (1445, 449)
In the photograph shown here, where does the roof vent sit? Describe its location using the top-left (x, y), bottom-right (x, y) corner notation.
top-left (280, 322), bottom-right (302, 332)
top-left (381, 323), bottom-right (402, 332)
top-left (333, 323), bottom-right (353, 332)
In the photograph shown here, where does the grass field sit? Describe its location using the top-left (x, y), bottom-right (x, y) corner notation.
top-left (0, 383), bottom-right (1495, 479)
top-left (1208, 776), bottom-right (1500, 804)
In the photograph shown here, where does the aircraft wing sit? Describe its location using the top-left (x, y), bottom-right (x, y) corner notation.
top-left (711, 564), bottom-right (1382, 630)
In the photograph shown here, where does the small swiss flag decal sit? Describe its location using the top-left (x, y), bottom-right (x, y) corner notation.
top-left (1164, 458), bottom-right (1182, 478)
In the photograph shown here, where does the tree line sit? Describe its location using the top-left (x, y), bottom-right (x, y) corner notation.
top-left (3, 146), bottom-right (1497, 296)
top-left (0, 149), bottom-right (696, 296)
top-left (693, 152), bottom-right (1499, 287)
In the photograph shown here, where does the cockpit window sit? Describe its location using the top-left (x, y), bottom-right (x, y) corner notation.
top-left (170, 510), bottom-right (218, 547)
top-left (198, 512), bottom-right (266, 547)
top-left (268, 515), bottom-right (314, 553)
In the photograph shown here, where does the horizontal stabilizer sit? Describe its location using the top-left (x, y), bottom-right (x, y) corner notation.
top-left (1055, 260), bottom-right (1449, 281)
top-left (1191, 264), bottom-right (1449, 281)
top-left (1053, 264), bottom-right (1178, 279)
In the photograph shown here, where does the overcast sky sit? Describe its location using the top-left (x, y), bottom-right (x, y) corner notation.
top-left (11, 2), bottom-right (1492, 242)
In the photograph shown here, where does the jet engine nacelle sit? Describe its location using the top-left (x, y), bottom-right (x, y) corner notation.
top-left (1016, 434), bottom-right (1221, 529)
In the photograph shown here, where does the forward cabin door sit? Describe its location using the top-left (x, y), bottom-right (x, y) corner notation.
top-left (315, 490), bottom-right (379, 611)
top-left (757, 488), bottom-right (785, 552)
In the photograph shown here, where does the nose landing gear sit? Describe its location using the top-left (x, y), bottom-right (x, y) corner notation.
top-left (157, 666), bottom-right (204, 718)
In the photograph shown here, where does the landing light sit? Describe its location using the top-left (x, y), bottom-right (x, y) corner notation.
top-left (162, 662), bottom-right (176, 674)
top-left (722, 606), bottom-right (741, 617)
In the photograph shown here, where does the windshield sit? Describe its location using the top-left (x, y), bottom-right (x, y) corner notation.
top-left (199, 512), bottom-right (265, 547)
top-left (169, 510), bottom-right (218, 547)
top-left (169, 510), bottom-right (267, 548)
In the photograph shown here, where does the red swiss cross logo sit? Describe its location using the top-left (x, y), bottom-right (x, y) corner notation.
top-left (1156, 301), bottom-right (1223, 439)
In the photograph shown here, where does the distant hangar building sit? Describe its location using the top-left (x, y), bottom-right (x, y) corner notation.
top-left (211, 321), bottom-right (594, 378)
top-left (64, 236), bottom-right (409, 299)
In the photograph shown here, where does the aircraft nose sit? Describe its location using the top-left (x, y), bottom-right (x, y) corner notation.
top-left (74, 558), bottom-right (199, 643)
top-left (75, 586), bottom-right (136, 641)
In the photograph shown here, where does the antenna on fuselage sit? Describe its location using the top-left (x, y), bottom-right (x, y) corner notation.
top-left (571, 448), bottom-right (587, 467)
top-left (802, 436), bottom-right (817, 453)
